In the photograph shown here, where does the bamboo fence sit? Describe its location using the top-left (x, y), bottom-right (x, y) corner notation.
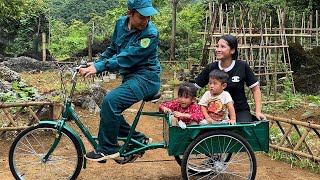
top-left (266, 114), bottom-right (320, 163)
top-left (0, 102), bottom-right (54, 133)
top-left (200, 2), bottom-right (320, 101)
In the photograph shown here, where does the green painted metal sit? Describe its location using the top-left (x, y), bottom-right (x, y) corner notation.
top-left (39, 121), bottom-right (87, 168)
top-left (43, 120), bottom-right (65, 161)
top-left (165, 120), bottom-right (269, 156)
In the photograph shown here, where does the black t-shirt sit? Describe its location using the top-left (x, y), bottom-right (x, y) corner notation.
top-left (195, 60), bottom-right (258, 112)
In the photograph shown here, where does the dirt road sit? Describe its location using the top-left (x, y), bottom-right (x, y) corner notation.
top-left (1, 102), bottom-right (320, 180)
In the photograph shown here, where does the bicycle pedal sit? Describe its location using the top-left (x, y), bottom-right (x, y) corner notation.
top-left (135, 151), bottom-right (145, 158)
top-left (98, 160), bottom-right (107, 163)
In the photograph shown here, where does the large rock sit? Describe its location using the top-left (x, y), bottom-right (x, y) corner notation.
top-left (0, 54), bottom-right (4, 62)
top-left (288, 43), bottom-right (320, 95)
top-left (72, 84), bottom-right (107, 113)
top-left (0, 56), bottom-right (58, 72)
top-left (0, 66), bottom-right (20, 82)
top-left (19, 49), bottom-right (55, 61)
top-left (0, 81), bottom-right (13, 92)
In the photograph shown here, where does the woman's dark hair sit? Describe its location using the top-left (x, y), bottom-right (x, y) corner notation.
top-left (209, 69), bottom-right (229, 84)
top-left (221, 34), bottom-right (238, 60)
top-left (178, 82), bottom-right (197, 98)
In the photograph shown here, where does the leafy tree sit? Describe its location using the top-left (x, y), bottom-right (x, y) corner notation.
top-left (49, 20), bottom-right (89, 58)
top-left (0, 0), bottom-right (25, 54)
top-left (177, 2), bottom-right (206, 59)
top-left (0, 0), bottom-right (48, 55)
top-left (45, 0), bottom-right (122, 25)
top-left (48, 0), bottom-right (127, 58)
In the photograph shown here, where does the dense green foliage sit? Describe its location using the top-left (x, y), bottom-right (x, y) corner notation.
top-left (0, 0), bottom-right (48, 54)
top-left (44, 0), bottom-right (121, 24)
top-left (1, 0), bottom-right (320, 60)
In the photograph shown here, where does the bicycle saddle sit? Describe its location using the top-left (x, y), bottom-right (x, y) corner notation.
top-left (143, 92), bottom-right (161, 103)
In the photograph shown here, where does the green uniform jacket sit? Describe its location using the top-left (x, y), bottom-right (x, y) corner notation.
top-left (94, 16), bottom-right (161, 99)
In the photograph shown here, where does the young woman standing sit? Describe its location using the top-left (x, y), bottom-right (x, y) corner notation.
top-left (194, 35), bottom-right (266, 122)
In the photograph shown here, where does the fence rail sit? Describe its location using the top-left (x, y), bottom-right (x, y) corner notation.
top-left (0, 101), bottom-right (54, 132)
top-left (266, 114), bottom-right (320, 162)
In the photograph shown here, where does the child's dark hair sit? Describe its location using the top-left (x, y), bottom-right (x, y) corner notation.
top-left (209, 69), bottom-right (229, 84)
top-left (221, 34), bottom-right (238, 60)
top-left (178, 82), bottom-right (197, 98)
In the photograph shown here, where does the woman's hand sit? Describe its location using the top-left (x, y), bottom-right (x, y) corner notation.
top-left (255, 111), bottom-right (266, 120)
top-left (229, 119), bottom-right (236, 125)
top-left (206, 117), bottom-right (214, 124)
top-left (79, 63), bottom-right (97, 77)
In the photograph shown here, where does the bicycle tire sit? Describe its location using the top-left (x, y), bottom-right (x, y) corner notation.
top-left (174, 152), bottom-right (232, 166)
top-left (9, 123), bottom-right (83, 180)
top-left (181, 130), bottom-right (256, 180)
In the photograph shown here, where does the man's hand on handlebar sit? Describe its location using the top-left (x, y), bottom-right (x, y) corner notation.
top-left (79, 62), bottom-right (97, 77)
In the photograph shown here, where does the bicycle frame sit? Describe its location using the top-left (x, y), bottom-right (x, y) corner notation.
top-left (40, 64), bottom-right (172, 168)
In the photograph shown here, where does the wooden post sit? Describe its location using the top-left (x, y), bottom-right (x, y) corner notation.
top-left (219, 4), bottom-right (223, 34)
top-left (274, 47), bottom-right (278, 101)
top-left (301, 12), bottom-right (305, 47)
top-left (42, 33), bottom-right (46, 62)
top-left (293, 11), bottom-right (296, 42)
top-left (309, 14), bottom-right (312, 49)
top-left (87, 35), bottom-right (92, 61)
top-left (316, 10), bottom-right (319, 46)
top-left (232, 5), bottom-right (237, 34)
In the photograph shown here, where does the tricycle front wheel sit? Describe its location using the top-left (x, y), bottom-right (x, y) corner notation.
top-left (9, 124), bottom-right (83, 180)
top-left (181, 130), bottom-right (256, 180)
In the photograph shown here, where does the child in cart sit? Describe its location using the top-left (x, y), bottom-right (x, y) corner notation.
top-left (159, 82), bottom-right (207, 129)
top-left (199, 69), bottom-right (236, 125)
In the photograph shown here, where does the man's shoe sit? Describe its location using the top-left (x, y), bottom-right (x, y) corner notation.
top-left (141, 137), bottom-right (152, 145)
top-left (85, 150), bottom-right (119, 162)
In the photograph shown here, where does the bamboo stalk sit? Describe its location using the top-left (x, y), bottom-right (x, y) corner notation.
top-left (293, 128), bottom-right (311, 151)
top-left (197, 32), bottom-right (314, 37)
top-left (316, 10), bottom-right (319, 46)
top-left (0, 126), bottom-right (30, 131)
top-left (27, 107), bottom-right (40, 123)
top-left (266, 114), bottom-right (320, 130)
top-left (270, 144), bottom-right (320, 162)
top-left (2, 109), bottom-right (18, 127)
top-left (278, 124), bottom-right (293, 146)
top-left (0, 102), bottom-right (53, 108)
top-left (293, 11), bottom-right (296, 42)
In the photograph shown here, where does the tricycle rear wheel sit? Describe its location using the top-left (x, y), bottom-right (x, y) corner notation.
top-left (181, 130), bottom-right (256, 180)
top-left (174, 152), bottom-right (232, 166)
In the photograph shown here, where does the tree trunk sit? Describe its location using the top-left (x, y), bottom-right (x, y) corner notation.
top-left (170, 0), bottom-right (179, 63)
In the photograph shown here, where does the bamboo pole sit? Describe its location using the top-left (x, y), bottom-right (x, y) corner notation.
top-left (265, 114), bottom-right (320, 130)
top-left (232, 5), bottom-right (237, 34)
top-left (27, 107), bottom-right (40, 122)
top-left (270, 144), bottom-right (320, 162)
top-left (308, 14), bottom-right (312, 49)
top-left (316, 10), bottom-right (319, 46)
top-left (0, 101), bottom-right (53, 108)
top-left (87, 35), bottom-right (92, 62)
top-left (42, 33), bottom-right (46, 62)
top-left (301, 12), bottom-right (305, 47)
top-left (219, 4), bottom-right (223, 34)
top-left (293, 11), bottom-right (296, 42)
top-left (197, 32), bottom-right (314, 37)
top-left (2, 109), bottom-right (18, 127)
top-left (263, 12), bottom-right (270, 99)
top-left (278, 124), bottom-right (293, 146)
top-left (0, 126), bottom-right (31, 131)
top-left (293, 128), bottom-right (311, 151)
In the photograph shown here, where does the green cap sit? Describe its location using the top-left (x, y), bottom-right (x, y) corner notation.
top-left (128, 0), bottom-right (158, 16)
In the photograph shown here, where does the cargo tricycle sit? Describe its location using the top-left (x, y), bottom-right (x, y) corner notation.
top-left (8, 63), bottom-right (269, 180)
